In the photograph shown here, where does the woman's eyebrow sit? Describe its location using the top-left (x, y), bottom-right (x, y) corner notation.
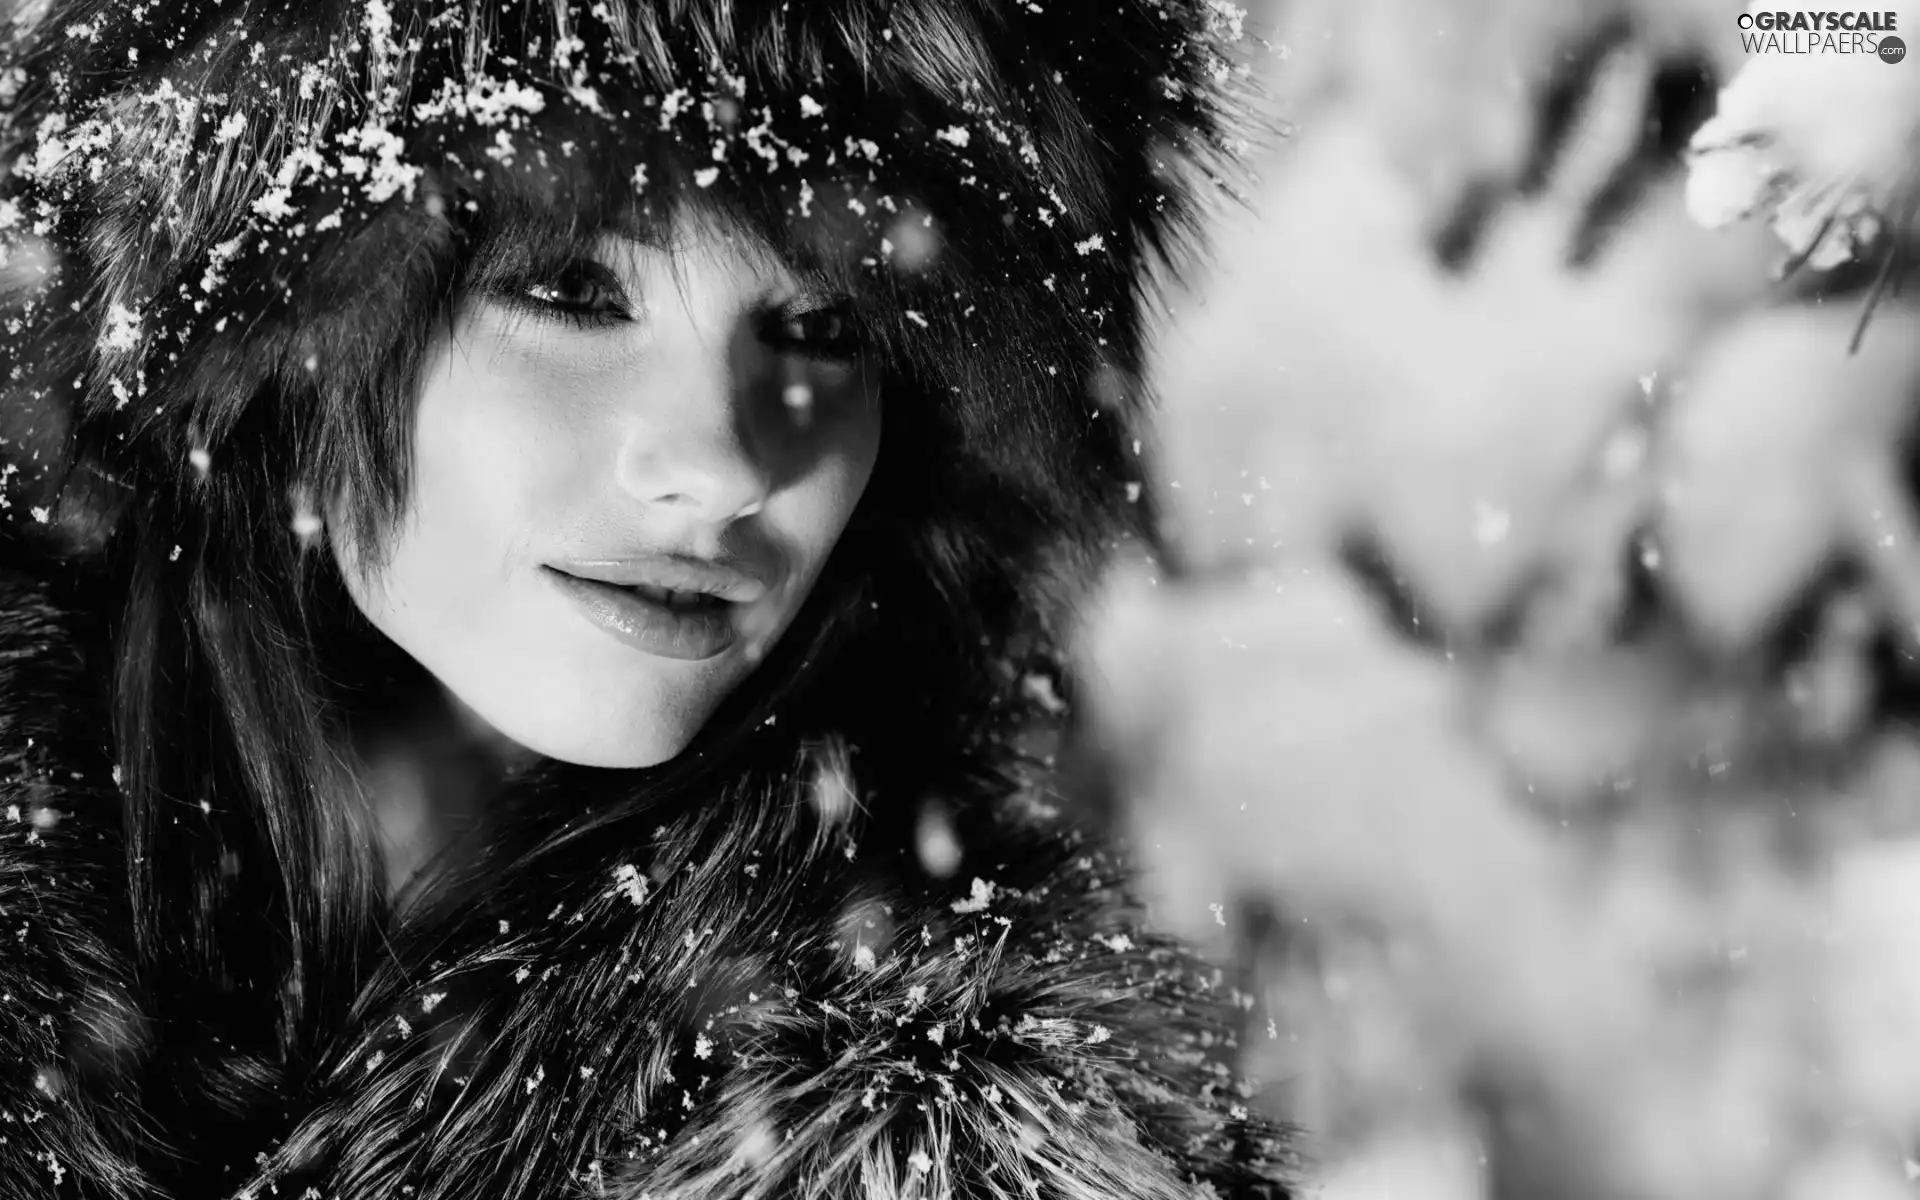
top-left (604, 227), bottom-right (679, 253)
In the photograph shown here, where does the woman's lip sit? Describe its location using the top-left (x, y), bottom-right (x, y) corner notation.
top-left (545, 554), bottom-right (770, 604)
top-left (543, 567), bottom-right (741, 661)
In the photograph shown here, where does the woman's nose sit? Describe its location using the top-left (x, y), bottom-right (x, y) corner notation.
top-left (612, 320), bottom-right (771, 524)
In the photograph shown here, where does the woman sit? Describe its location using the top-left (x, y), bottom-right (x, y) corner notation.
top-left (0, 0), bottom-right (1295, 1196)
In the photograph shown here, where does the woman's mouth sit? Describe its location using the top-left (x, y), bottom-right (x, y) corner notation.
top-left (542, 567), bottom-right (743, 661)
top-left (627, 582), bottom-right (730, 614)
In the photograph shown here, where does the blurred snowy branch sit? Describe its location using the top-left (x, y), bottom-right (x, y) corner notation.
top-left (1685, 1), bottom-right (1920, 276)
top-left (1079, 1), bottom-right (1920, 1196)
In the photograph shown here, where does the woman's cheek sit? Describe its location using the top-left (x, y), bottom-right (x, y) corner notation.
top-left (417, 340), bottom-right (612, 540)
top-left (797, 363), bottom-right (882, 475)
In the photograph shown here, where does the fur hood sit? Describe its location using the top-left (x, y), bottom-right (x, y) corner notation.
top-left (0, 0), bottom-right (1248, 565)
top-left (0, 566), bottom-right (1299, 1198)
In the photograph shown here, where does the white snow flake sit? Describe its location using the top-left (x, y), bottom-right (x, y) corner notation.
top-left (99, 302), bottom-right (141, 352)
top-left (464, 77), bottom-right (547, 125)
top-left (251, 188), bottom-right (296, 222)
top-left (950, 877), bottom-right (997, 914)
top-left (612, 863), bottom-right (650, 908)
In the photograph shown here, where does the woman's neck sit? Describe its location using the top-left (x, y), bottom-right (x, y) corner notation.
top-left (348, 668), bottom-right (531, 908)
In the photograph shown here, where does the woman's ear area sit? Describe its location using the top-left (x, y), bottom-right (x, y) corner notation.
top-left (322, 479), bottom-right (385, 589)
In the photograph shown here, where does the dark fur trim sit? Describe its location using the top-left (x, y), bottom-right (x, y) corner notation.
top-left (0, 572), bottom-right (1299, 1198)
top-left (0, 571), bottom-right (158, 1199)
top-left (244, 754), bottom-right (1296, 1199)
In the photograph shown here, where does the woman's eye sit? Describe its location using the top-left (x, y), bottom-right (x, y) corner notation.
top-left (770, 305), bottom-right (860, 358)
top-left (519, 261), bottom-right (632, 325)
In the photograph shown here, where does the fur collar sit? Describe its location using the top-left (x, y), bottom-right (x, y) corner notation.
top-left (0, 569), bottom-right (1298, 1198)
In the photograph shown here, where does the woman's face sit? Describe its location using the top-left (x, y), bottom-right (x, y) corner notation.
top-left (334, 229), bottom-right (882, 768)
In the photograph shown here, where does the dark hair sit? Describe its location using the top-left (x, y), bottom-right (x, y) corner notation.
top-left (0, 0), bottom-right (1243, 1179)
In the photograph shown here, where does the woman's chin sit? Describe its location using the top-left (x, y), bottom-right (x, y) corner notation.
top-left (462, 686), bottom-right (718, 771)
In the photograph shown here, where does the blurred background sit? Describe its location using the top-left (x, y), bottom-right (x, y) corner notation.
top-left (1077, 0), bottom-right (1920, 1196)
